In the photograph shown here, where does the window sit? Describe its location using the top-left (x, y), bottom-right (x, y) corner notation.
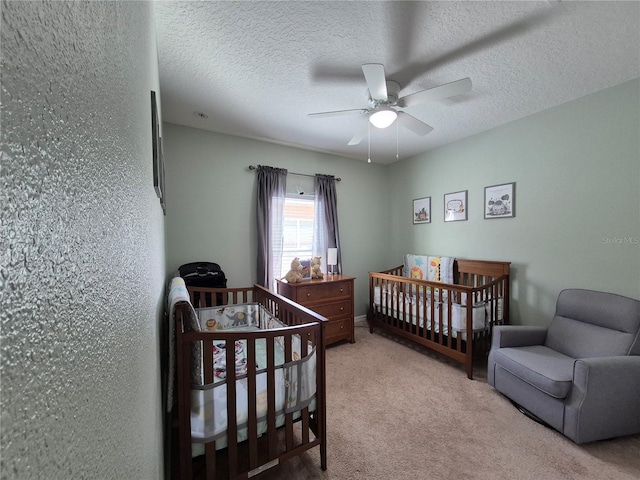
top-left (280, 196), bottom-right (315, 275)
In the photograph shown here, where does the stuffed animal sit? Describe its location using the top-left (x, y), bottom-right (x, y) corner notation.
top-left (310, 256), bottom-right (324, 279)
top-left (283, 257), bottom-right (304, 283)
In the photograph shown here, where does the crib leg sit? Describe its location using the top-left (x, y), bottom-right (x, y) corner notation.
top-left (205, 442), bottom-right (216, 479)
top-left (320, 440), bottom-right (327, 471)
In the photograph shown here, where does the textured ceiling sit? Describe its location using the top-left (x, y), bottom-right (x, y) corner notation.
top-left (154, 1), bottom-right (640, 165)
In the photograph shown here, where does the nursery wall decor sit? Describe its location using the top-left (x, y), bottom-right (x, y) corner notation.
top-left (485, 182), bottom-right (515, 219)
top-left (413, 197), bottom-right (431, 224)
top-left (444, 190), bottom-right (467, 222)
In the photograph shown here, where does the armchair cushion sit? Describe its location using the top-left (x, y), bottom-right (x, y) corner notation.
top-left (546, 316), bottom-right (638, 358)
top-left (492, 325), bottom-right (547, 348)
top-left (491, 346), bottom-right (575, 398)
top-left (545, 289), bottom-right (640, 357)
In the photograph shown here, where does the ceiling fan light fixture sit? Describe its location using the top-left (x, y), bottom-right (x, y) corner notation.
top-left (369, 108), bottom-right (397, 129)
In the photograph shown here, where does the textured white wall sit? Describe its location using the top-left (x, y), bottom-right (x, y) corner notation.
top-left (1, 1), bottom-right (165, 478)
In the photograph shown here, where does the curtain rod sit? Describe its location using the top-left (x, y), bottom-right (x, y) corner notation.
top-left (248, 165), bottom-right (341, 182)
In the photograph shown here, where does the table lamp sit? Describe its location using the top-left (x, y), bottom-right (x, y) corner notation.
top-left (327, 248), bottom-right (338, 275)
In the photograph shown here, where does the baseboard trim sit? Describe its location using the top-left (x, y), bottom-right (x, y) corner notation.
top-left (354, 315), bottom-right (367, 326)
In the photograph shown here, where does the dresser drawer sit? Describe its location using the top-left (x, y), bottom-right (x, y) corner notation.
top-left (297, 281), bottom-right (352, 303)
top-left (325, 318), bottom-right (351, 341)
top-left (312, 300), bottom-right (352, 319)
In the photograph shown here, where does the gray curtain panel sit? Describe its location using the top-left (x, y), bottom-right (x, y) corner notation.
top-left (256, 165), bottom-right (287, 288)
top-left (314, 174), bottom-right (342, 274)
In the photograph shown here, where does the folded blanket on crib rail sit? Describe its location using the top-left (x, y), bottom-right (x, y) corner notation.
top-left (167, 276), bottom-right (201, 412)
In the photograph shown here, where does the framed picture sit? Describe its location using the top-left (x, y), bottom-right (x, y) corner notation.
top-left (444, 190), bottom-right (467, 222)
top-left (485, 182), bottom-right (515, 219)
top-left (413, 197), bottom-right (431, 224)
top-left (151, 90), bottom-right (163, 200)
top-left (300, 259), bottom-right (311, 280)
top-left (159, 137), bottom-right (166, 215)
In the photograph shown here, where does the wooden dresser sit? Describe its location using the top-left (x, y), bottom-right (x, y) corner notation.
top-left (276, 274), bottom-right (355, 346)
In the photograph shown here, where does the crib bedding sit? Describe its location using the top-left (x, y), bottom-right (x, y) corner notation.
top-left (373, 290), bottom-right (485, 336)
top-left (372, 285), bottom-right (503, 334)
top-left (191, 303), bottom-right (316, 453)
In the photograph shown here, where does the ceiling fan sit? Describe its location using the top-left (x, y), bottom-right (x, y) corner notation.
top-left (308, 63), bottom-right (472, 146)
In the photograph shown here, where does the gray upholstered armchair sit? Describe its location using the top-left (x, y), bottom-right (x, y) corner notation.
top-left (488, 288), bottom-right (640, 443)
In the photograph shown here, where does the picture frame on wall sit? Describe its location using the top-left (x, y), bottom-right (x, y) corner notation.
top-left (159, 137), bottom-right (166, 215)
top-left (444, 190), bottom-right (467, 222)
top-left (413, 197), bottom-right (431, 224)
top-left (151, 90), bottom-right (163, 200)
top-left (484, 182), bottom-right (515, 219)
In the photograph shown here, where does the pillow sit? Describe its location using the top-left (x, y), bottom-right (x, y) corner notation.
top-left (402, 254), bottom-right (455, 284)
top-left (403, 254), bottom-right (429, 280)
top-left (197, 303), bottom-right (260, 331)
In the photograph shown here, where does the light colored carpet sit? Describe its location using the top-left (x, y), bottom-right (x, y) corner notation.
top-left (263, 324), bottom-right (640, 480)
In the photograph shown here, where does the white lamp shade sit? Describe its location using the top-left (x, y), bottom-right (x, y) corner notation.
top-left (369, 108), bottom-right (397, 129)
top-left (327, 248), bottom-right (338, 265)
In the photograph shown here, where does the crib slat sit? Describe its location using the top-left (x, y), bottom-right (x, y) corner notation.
top-left (247, 337), bottom-right (258, 471)
top-left (205, 442), bottom-right (216, 479)
top-left (284, 331), bottom-right (294, 452)
top-left (175, 310), bottom-right (194, 480)
top-left (302, 407), bottom-right (310, 445)
top-left (266, 335), bottom-right (277, 461)
top-left (203, 340), bottom-right (214, 385)
top-left (226, 339), bottom-right (239, 478)
top-left (201, 339), bottom-right (217, 478)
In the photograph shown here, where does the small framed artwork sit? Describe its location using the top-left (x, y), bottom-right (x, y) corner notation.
top-left (159, 138), bottom-right (166, 215)
top-left (413, 197), bottom-right (431, 224)
top-left (444, 190), bottom-right (468, 222)
top-left (485, 182), bottom-right (515, 219)
top-left (151, 90), bottom-right (163, 200)
top-left (300, 259), bottom-right (311, 280)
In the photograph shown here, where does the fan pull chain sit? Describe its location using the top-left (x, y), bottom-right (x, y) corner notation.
top-left (367, 121), bottom-right (371, 163)
top-left (396, 120), bottom-right (399, 160)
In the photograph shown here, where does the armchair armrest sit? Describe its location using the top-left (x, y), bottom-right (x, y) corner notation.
top-left (564, 356), bottom-right (640, 443)
top-left (491, 325), bottom-right (548, 349)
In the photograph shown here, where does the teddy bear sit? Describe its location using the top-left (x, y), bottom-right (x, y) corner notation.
top-left (310, 256), bottom-right (323, 279)
top-left (283, 257), bottom-right (304, 283)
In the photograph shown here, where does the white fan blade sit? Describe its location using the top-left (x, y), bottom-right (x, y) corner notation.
top-left (398, 112), bottom-right (433, 136)
top-left (362, 64), bottom-right (388, 101)
top-left (308, 108), bottom-right (368, 118)
top-left (398, 77), bottom-right (472, 108)
top-left (347, 123), bottom-right (369, 146)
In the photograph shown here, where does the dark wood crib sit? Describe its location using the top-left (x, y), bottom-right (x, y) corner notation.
top-left (172, 284), bottom-right (327, 479)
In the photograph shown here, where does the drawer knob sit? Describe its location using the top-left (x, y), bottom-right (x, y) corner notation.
top-left (340, 307), bottom-right (344, 311)
top-left (306, 293), bottom-right (311, 298)
top-left (339, 288), bottom-right (343, 293)
top-left (340, 325), bottom-right (344, 329)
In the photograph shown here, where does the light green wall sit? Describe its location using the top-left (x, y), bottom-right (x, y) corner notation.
top-left (164, 79), bottom-right (639, 326)
top-left (389, 78), bottom-right (640, 325)
top-left (163, 125), bottom-right (390, 316)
